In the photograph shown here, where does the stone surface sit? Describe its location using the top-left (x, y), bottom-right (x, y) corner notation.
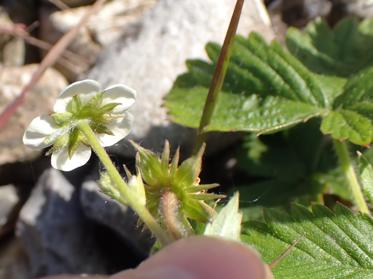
top-left (87, 0), bottom-right (274, 157)
top-left (80, 179), bottom-right (153, 256)
top-left (0, 185), bottom-right (19, 230)
top-left (0, 185), bottom-right (19, 227)
top-left (0, 64), bottom-right (67, 165)
top-left (279, 0), bottom-right (332, 26)
top-left (333, 0), bottom-right (373, 18)
top-left (16, 169), bottom-right (108, 277)
top-left (39, 0), bottom-right (157, 80)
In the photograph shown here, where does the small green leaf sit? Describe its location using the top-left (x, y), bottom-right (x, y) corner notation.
top-left (320, 66), bottom-right (373, 145)
top-left (51, 112), bottom-right (72, 126)
top-left (236, 121), bottom-right (343, 207)
top-left (242, 204), bottom-right (373, 279)
top-left (238, 134), bottom-right (306, 180)
top-left (67, 128), bottom-right (81, 157)
top-left (67, 95), bottom-right (82, 114)
top-left (175, 145), bottom-right (204, 189)
top-left (99, 172), bottom-right (121, 200)
top-left (133, 143), bottom-right (166, 187)
top-left (93, 123), bottom-right (114, 136)
top-left (321, 110), bottom-right (373, 145)
top-left (86, 92), bottom-right (104, 109)
top-left (333, 67), bottom-right (373, 108)
top-left (358, 152), bottom-right (373, 205)
top-left (204, 192), bottom-right (242, 241)
top-left (98, 102), bottom-right (120, 114)
top-left (127, 174), bottom-right (146, 206)
top-left (182, 198), bottom-right (211, 223)
top-left (286, 18), bottom-right (373, 77)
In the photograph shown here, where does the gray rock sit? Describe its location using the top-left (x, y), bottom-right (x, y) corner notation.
top-left (279, 0), bottom-right (332, 26)
top-left (87, 0), bottom-right (274, 157)
top-left (0, 185), bottom-right (19, 224)
top-left (0, 64), bottom-right (67, 165)
top-left (39, 0), bottom-right (157, 80)
top-left (80, 180), bottom-right (153, 256)
top-left (16, 169), bottom-right (108, 277)
top-left (0, 185), bottom-right (19, 233)
top-left (333, 0), bottom-right (373, 18)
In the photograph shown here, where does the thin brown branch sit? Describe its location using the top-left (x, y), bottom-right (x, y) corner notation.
top-left (193, 0), bottom-right (244, 154)
top-left (48, 0), bottom-right (70, 10)
top-left (269, 238), bottom-right (301, 269)
top-left (0, 24), bottom-right (90, 66)
top-left (0, 0), bottom-right (107, 130)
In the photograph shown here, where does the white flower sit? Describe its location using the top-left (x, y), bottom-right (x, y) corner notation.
top-left (23, 79), bottom-right (136, 171)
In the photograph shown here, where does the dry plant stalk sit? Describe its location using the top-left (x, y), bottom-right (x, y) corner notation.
top-left (0, 24), bottom-right (88, 66)
top-left (0, 0), bottom-right (107, 130)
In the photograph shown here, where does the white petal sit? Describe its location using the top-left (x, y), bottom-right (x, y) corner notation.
top-left (53, 79), bottom-right (101, 113)
top-left (23, 115), bottom-right (58, 149)
top-left (51, 144), bottom-right (91, 171)
top-left (102, 84), bottom-right (136, 114)
top-left (97, 112), bottom-right (133, 147)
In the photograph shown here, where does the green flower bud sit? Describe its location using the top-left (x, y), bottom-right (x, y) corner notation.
top-left (132, 141), bottom-right (224, 239)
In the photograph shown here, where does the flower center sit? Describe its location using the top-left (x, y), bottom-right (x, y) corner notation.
top-left (48, 93), bottom-right (121, 157)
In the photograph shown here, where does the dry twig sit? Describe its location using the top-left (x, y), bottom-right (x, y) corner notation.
top-left (0, 0), bottom-right (107, 130)
top-left (0, 24), bottom-right (89, 65)
top-left (48, 0), bottom-right (70, 10)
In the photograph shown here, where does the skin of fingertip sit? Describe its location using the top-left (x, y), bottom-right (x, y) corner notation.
top-left (40, 237), bottom-right (273, 279)
top-left (113, 236), bottom-right (272, 279)
top-left (40, 276), bottom-right (108, 279)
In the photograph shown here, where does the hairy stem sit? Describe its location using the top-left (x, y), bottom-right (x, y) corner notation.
top-left (193, 0), bottom-right (245, 154)
top-left (334, 140), bottom-right (369, 214)
top-left (160, 191), bottom-right (193, 240)
top-left (78, 120), bottom-right (172, 246)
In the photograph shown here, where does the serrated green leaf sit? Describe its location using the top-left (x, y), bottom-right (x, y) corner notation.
top-left (320, 66), bottom-right (373, 145)
top-left (358, 152), bottom-right (373, 205)
top-left (166, 22), bottom-right (373, 146)
top-left (204, 193), bottom-right (242, 241)
top-left (321, 110), bottom-right (373, 145)
top-left (236, 121), bottom-right (346, 207)
top-left (334, 67), bottom-right (373, 107)
top-left (165, 32), bottom-right (328, 135)
top-left (167, 87), bottom-right (325, 133)
top-left (286, 18), bottom-right (373, 77)
top-left (242, 204), bottom-right (373, 279)
top-left (238, 133), bottom-right (306, 180)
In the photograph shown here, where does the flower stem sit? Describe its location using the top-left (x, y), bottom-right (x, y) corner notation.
top-left (193, 0), bottom-right (245, 154)
top-left (78, 120), bottom-right (173, 246)
top-left (333, 140), bottom-right (369, 214)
